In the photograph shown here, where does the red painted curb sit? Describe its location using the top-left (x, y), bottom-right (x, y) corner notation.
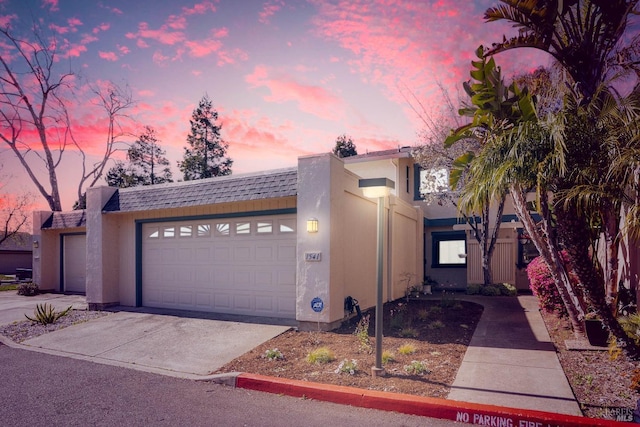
top-left (236, 373), bottom-right (630, 427)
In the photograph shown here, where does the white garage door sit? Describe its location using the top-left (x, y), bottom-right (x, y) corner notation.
top-left (63, 234), bottom-right (86, 293)
top-left (141, 214), bottom-right (297, 318)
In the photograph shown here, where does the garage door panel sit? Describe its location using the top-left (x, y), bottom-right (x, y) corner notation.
top-left (142, 214), bottom-right (296, 318)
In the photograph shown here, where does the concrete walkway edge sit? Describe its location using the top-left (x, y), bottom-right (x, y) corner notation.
top-left (232, 372), bottom-right (628, 427)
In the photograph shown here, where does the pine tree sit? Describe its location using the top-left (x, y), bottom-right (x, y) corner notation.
top-left (178, 95), bottom-right (232, 180)
top-left (106, 126), bottom-right (173, 188)
top-left (332, 134), bottom-right (358, 158)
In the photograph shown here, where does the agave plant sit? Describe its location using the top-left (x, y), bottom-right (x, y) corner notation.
top-left (25, 303), bottom-right (72, 325)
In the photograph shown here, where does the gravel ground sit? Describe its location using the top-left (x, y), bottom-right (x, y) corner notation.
top-left (0, 309), bottom-right (110, 343)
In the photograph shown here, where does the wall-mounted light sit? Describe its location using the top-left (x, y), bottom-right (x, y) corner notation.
top-left (518, 232), bottom-right (531, 246)
top-left (306, 218), bottom-right (319, 233)
top-left (33, 240), bottom-right (39, 249)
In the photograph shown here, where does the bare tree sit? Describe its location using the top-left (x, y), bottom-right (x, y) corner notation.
top-left (0, 22), bottom-right (134, 211)
top-left (0, 166), bottom-right (32, 246)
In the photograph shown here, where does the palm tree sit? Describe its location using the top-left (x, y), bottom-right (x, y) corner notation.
top-left (483, 0), bottom-right (640, 360)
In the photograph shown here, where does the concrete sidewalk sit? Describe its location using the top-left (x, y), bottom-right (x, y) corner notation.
top-left (448, 295), bottom-right (582, 416)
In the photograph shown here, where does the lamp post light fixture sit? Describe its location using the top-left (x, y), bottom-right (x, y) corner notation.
top-left (358, 177), bottom-right (394, 377)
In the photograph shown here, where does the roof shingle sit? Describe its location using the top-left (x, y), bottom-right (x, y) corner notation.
top-left (103, 168), bottom-right (298, 213)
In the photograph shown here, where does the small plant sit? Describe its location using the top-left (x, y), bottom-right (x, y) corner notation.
top-left (439, 291), bottom-right (456, 308)
top-left (263, 348), bottom-right (284, 361)
top-left (25, 303), bottom-right (72, 325)
top-left (404, 360), bottom-right (430, 375)
top-left (497, 283), bottom-right (517, 296)
top-left (397, 343), bottom-right (416, 355)
top-left (17, 282), bottom-right (39, 296)
top-left (353, 314), bottom-right (372, 354)
top-left (428, 320), bottom-right (445, 330)
top-left (428, 305), bottom-right (442, 316)
top-left (306, 347), bottom-right (335, 364)
top-left (389, 302), bottom-right (407, 329)
top-left (417, 309), bottom-right (429, 321)
top-left (400, 327), bottom-right (419, 338)
top-left (334, 359), bottom-right (357, 375)
top-left (381, 350), bottom-right (395, 364)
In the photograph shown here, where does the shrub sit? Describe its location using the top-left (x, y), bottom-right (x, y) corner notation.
top-left (353, 314), bottom-right (372, 353)
top-left (400, 327), bottom-right (418, 338)
top-left (466, 284), bottom-right (481, 295)
top-left (417, 309), bottom-right (429, 321)
top-left (527, 256), bottom-right (567, 317)
top-left (404, 360), bottom-right (430, 375)
top-left (382, 350), bottom-right (395, 364)
top-left (397, 343), bottom-right (416, 355)
top-left (334, 359), bottom-right (357, 375)
top-left (497, 283), bottom-right (517, 296)
top-left (17, 282), bottom-right (39, 296)
top-left (263, 348), bottom-right (284, 361)
top-left (427, 320), bottom-right (445, 330)
top-left (428, 305), bottom-right (442, 316)
top-left (480, 285), bottom-right (501, 296)
top-left (25, 303), bottom-right (72, 325)
top-left (306, 347), bottom-right (335, 364)
top-left (439, 292), bottom-right (456, 308)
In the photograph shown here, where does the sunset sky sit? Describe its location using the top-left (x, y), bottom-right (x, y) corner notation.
top-left (0, 0), bottom-right (554, 211)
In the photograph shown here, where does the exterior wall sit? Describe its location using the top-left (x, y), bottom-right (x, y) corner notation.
top-left (297, 153), bottom-right (423, 328)
top-left (86, 186), bottom-right (119, 307)
top-left (32, 210), bottom-right (86, 292)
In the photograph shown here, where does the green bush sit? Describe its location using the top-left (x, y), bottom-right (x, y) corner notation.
top-left (497, 283), bottom-right (517, 296)
top-left (17, 282), bottom-right (39, 296)
top-left (466, 284), bottom-right (481, 295)
top-left (25, 303), bottom-right (72, 325)
top-left (306, 347), bottom-right (335, 364)
top-left (480, 285), bottom-right (501, 296)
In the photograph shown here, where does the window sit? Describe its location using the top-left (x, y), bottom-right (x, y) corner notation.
top-left (147, 227), bottom-right (159, 239)
top-left (163, 226), bottom-right (175, 238)
top-left (420, 168), bottom-right (449, 195)
top-left (432, 231), bottom-right (466, 267)
top-left (215, 223), bottom-right (230, 236)
top-left (279, 219), bottom-right (295, 233)
top-left (197, 224), bottom-right (211, 237)
top-left (180, 225), bottom-right (192, 237)
top-left (235, 222), bottom-right (251, 235)
top-left (257, 220), bottom-right (273, 234)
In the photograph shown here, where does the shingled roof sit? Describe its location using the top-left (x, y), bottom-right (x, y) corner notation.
top-left (103, 167), bottom-right (298, 213)
top-left (41, 211), bottom-right (87, 229)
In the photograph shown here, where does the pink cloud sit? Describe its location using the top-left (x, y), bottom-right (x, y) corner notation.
top-left (68, 17), bottom-right (83, 28)
top-left (92, 22), bottom-right (110, 34)
top-left (245, 65), bottom-right (345, 121)
top-left (167, 15), bottom-right (187, 30)
top-left (98, 51), bottom-right (118, 61)
top-left (49, 23), bottom-right (69, 34)
top-left (127, 22), bottom-right (185, 45)
top-left (184, 38), bottom-right (222, 58)
top-left (0, 14), bottom-right (16, 28)
top-left (137, 89), bottom-right (155, 97)
top-left (192, 70), bottom-right (202, 76)
top-left (152, 50), bottom-right (170, 65)
top-left (117, 45), bottom-right (130, 55)
top-left (182, 1), bottom-right (217, 16)
top-left (42, 0), bottom-right (59, 12)
top-left (259, 0), bottom-right (285, 24)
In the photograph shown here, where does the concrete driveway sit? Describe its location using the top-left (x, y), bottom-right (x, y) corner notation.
top-left (0, 292), bottom-right (292, 379)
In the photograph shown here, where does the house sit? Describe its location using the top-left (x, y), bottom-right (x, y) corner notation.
top-left (0, 232), bottom-right (33, 276)
top-left (32, 148), bottom-right (534, 329)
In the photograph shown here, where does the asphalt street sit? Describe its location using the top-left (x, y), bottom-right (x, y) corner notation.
top-left (0, 343), bottom-right (459, 427)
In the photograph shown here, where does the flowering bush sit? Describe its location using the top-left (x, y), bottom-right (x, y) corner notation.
top-left (404, 360), bottom-right (430, 375)
top-left (263, 348), bottom-right (284, 361)
top-left (526, 254), bottom-right (581, 317)
top-left (334, 359), bottom-right (357, 375)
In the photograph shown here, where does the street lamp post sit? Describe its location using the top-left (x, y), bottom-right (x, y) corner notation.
top-left (358, 177), bottom-right (394, 377)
